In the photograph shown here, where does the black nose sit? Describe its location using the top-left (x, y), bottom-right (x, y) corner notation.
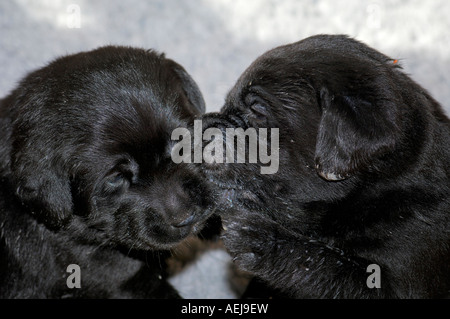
top-left (171, 214), bottom-right (195, 228)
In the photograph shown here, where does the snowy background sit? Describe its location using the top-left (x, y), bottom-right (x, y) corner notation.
top-left (1, 0), bottom-right (449, 298)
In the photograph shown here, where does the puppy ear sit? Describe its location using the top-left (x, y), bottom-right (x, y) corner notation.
top-left (12, 143), bottom-right (73, 229)
top-left (167, 60), bottom-right (206, 114)
top-left (314, 85), bottom-right (399, 181)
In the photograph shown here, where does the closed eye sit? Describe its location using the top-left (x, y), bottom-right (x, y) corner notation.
top-left (103, 172), bottom-right (130, 193)
top-left (245, 94), bottom-right (269, 123)
top-left (107, 172), bottom-right (127, 186)
top-left (250, 103), bottom-right (268, 118)
top-left (102, 158), bottom-right (138, 194)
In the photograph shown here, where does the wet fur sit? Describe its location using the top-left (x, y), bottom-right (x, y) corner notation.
top-left (203, 35), bottom-right (450, 298)
top-left (0, 46), bottom-right (214, 298)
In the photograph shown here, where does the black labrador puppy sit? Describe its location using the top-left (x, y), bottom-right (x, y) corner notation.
top-left (0, 46), bottom-right (214, 298)
top-left (202, 35), bottom-right (450, 298)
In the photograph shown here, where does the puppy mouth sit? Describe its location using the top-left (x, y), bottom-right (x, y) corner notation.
top-left (149, 215), bottom-right (213, 249)
top-left (101, 204), bottom-right (217, 251)
top-left (136, 222), bottom-right (204, 251)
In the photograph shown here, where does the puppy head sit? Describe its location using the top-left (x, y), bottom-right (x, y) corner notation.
top-left (203, 35), bottom-right (423, 209)
top-left (8, 46), bottom-right (213, 249)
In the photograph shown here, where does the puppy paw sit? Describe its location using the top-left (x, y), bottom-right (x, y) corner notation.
top-left (221, 215), bottom-right (278, 273)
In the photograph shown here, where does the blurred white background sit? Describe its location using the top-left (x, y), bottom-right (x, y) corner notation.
top-left (1, 0), bottom-right (449, 298)
top-left (1, 0), bottom-right (449, 113)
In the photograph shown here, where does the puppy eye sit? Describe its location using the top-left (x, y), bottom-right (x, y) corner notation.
top-left (250, 103), bottom-right (268, 118)
top-left (245, 94), bottom-right (269, 121)
top-left (107, 173), bottom-right (125, 185)
top-left (245, 93), bottom-right (267, 111)
top-left (104, 172), bottom-right (130, 193)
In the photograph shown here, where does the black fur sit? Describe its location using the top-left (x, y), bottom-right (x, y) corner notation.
top-left (0, 46), bottom-right (214, 298)
top-left (202, 35), bottom-right (450, 298)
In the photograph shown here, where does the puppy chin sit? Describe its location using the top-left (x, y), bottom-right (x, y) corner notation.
top-left (126, 217), bottom-right (211, 251)
top-left (140, 223), bottom-right (203, 250)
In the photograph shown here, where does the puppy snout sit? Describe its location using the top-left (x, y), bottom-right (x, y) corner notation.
top-left (163, 190), bottom-right (194, 224)
top-left (171, 214), bottom-right (195, 228)
top-left (156, 176), bottom-right (211, 229)
top-left (201, 112), bottom-right (224, 128)
top-left (202, 112), bottom-right (246, 130)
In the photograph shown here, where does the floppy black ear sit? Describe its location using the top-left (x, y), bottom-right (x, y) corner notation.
top-left (11, 136), bottom-right (73, 229)
top-left (314, 85), bottom-right (399, 181)
top-left (168, 60), bottom-right (206, 115)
